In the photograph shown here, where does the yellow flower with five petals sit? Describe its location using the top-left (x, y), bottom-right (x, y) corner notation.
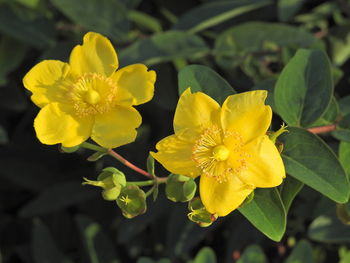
top-left (151, 89), bottom-right (285, 217)
top-left (23, 32), bottom-right (156, 148)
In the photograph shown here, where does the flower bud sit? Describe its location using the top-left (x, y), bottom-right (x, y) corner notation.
top-left (116, 185), bottom-right (147, 219)
top-left (165, 174), bottom-right (197, 202)
top-left (83, 167), bottom-right (126, 201)
top-left (98, 167), bottom-right (126, 187)
top-left (187, 197), bottom-right (217, 227)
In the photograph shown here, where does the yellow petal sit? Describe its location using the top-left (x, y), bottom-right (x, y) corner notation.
top-left (91, 106), bottom-right (141, 148)
top-left (69, 32), bottom-right (118, 76)
top-left (200, 175), bottom-right (253, 217)
top-left (151, 134), bottom-right (200, 178)
top-left (221, 90), bottom-right (272, 143)
top-left (174, 88), bottom-right (221, 139)
top-left (23, 60), bottom-right (70, 108)
top-left (34, 103), bottom-right (93, 147)
top-left (238, 135), bottom-right (285, 188)
top-left (112, 64), bottom-right (156, 106)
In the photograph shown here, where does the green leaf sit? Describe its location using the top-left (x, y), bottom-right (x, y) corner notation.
top-left (0, 5), bottom-right (55, 48)
top-left (146, 154), bottom-right (155, 176)
top-left (178, 64), bottom-right (235, 104)
top-left (280, 127), bottom-right (350, 203)
top-left (277, 0), bottom-right (305, 22)
top-left (279, 176), bottom-right (304, 213)
top-left (275, 49), bottom-right (333, 127)
top-left (128, 10), bottom-right (162, 33)
top-left (252, 79), bottom-right (276, 111)
top-left (0, 36), bottom-right (28, 86)
top-left (339, 95), bottom-right (350, 116)
top-left (50, 0), bottom-right (129, 41)
top-left (214, 22), bottom-right (319, 69)
top-left (173, 0), bottom-right (271, 33)
top-left (339, 141), bottom-right (350, 177)
top-left (75, 215), bottom-right (120, 263)
top-left (193, 247), bottom-right (217, 263)
top-left (237, 245), bottom-right (267, 263)
top-left (19, 182), bottom-right (98, 217)
top-left (32, 221), bottom-right (73, 263)
top-left (0, 126), bottom-right (8, 144)
top-left (308, 211), bottom-right (350, 243)
top-left (285, 239), bottom-right (314, 263)
top-left (119, 31), bottom-right (209, 66)
top-left (332, 114), bottom-right (350, 142)
top-left (310, 96), bottom-right (339, 126)
top-left (239, 188), bottom-right (286, 241)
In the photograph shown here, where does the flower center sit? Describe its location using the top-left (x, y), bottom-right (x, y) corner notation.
top-left (212, 145), bottom-right (230, 161)
top-left (67, 73), bottom-right (118, 117)
top-left (192, 126), bottom-right (247, 183)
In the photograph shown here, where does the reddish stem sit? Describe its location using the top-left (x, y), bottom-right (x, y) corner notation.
top-left (307, 124), bottom-right (337, 134)
top-left (107, 149), bottom-right (154, 179)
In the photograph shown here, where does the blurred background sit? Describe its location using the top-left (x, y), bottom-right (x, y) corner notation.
top-left (1, 0), bottom-right (350, 262)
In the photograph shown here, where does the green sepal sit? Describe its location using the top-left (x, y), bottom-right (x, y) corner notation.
top-left (60, 145), bottom-right (80, 153)
top-left (87, 151), bottom-right (107, 161)
top-left (165, 174), bottom-right (197, 202)
top-left (116, 185), bottom-right (147, 219)
top-left (187, 197), bottom-right (216, 227)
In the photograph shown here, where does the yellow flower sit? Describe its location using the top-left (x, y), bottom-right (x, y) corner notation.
top-left (151, 89), bottom-right (285, 217)
top-left (23, 32), bottom-right (156, 148)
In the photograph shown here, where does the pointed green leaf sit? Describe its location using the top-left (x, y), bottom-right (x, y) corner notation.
top-left (285, 239), bottom-right (314, 263)
top-left (32, 221), bottom-right (73, 263)
top-left (339, 141), bottom-right (350, 177)
top-left (237, 245), bottom-right (267, 263)
top-left (178, 64), bottom-right (235, 104)
top-left (278, 0), bottom-right (305, 22)
top-left (214, 22), bottom-right (318, 69)
top-left (19, 182), bottom-right (98, 217)
top-left (275, 49), bottom-right (333, 127)
top-left (119, 31), bottom-right (209, 66)
top-left (280, 127), bottom-right (350, 203)
top-left (279, 176), bottom-right (304, 213)
top-left (50, 0), bottom-right (129, 40)
top-left (75, 215), bottom-right (120, 263)
top-left (239, 188), bottom-right (286, 241)
top-left (173, 0), bottom-right (271, 33)
top-left (193, 247), bottom-right (217, 263)
top-left (308, 211), bottom-right (350, 243)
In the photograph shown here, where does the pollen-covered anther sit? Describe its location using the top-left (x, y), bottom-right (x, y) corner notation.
top-left (192, 126), bottom-right (249, 183)
top-left (67, 72), bottom-right (118, 117)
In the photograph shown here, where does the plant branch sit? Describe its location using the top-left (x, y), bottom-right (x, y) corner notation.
top-left (307, 124), bottom-right (337, 134)
top-left (107, 149), bottom-right (154, 179)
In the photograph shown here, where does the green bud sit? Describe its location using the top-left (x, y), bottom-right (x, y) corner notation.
top-left (98, 167), bottom-right (126, 187)
top-left (60, 145), bottom-right (80, 153)
top-left (116, 185), bottom-right (147, 219)
top-left (102, 185), bottom-right (122, 201)
top-left (83, 167), bottom-right (126, 201)
top-left (166, 174), bottom-right (197, 202)
top-left (187, 197), bottom-right (217, 227)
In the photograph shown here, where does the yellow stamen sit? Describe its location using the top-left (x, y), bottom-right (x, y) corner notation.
top-left (119, 195), bottom-right (132, 205)
top-left (192, 126), bottom-right (248, 183)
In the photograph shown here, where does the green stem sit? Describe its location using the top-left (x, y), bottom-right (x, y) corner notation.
top-left (81, 142), bottom-right (106, 152)
top-left (127, 180), bottom-right (155, 187)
